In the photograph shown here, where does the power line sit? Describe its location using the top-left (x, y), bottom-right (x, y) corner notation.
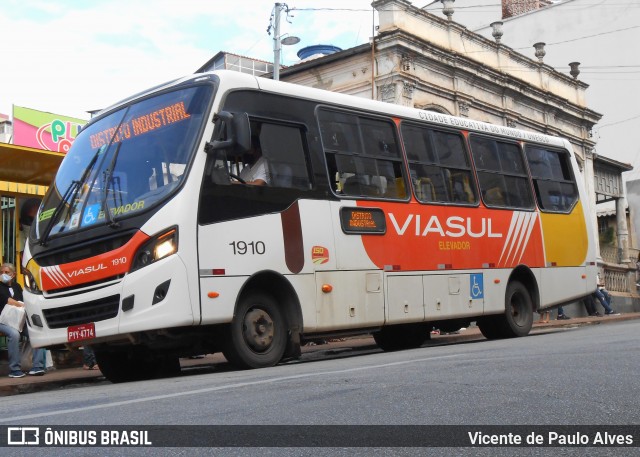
top-left (578, 65), bottom-right (640, 69)
top-left (290, 8), bottom-right (371, 12)
top-left (514, 24), bottom-right (640, 49)
top-left (291, 2), bottom-right (640, 13)
top-left (597, 114), bottom-right (640, 130)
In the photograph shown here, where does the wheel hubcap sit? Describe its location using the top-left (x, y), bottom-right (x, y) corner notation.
top-left (242, 308), bottom-right (275, 353)
top-left (510, 293), bottom-right (526, 326)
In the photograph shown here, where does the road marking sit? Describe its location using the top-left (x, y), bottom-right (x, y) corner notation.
top-left (0, 354), bottom-right (460, 422)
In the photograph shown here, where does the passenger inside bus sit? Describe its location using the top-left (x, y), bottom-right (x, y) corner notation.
top-left (238, 137), bottom-right (270, 186)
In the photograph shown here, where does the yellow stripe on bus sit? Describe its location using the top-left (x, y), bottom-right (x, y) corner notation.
top-left (539, 200), bottom-right (588, 266)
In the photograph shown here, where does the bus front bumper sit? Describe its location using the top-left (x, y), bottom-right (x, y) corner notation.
top-left (23, 255), bottom-right (194, 348)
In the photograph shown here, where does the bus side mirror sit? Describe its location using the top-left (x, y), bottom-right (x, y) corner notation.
top-left (205, 111), bottom-right (251, 154)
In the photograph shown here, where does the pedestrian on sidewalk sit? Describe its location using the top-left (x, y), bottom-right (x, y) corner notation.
top-left (82, 345), bottom-right (99, 370)
top-left (557, 306), bottom-right (571, 320)
top-left (582, 294), bottom-right (602, 317)
top-left (0, 262), bottom-right (46, 378)
top-left (536, 310), bottom-right (550, 324)
top-left (595, 273), bottom-right (619, 316)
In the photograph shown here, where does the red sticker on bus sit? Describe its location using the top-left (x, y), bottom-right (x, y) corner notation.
top-left (311, 246), bottom-right (329, 264)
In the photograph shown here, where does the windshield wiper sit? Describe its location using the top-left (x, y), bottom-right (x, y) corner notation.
top-left (101, 142), bottom-right (122, 228)
top-left (39, 147), bottom-right (104, 246)
top-left (39, 180), bottom-right (80, 246)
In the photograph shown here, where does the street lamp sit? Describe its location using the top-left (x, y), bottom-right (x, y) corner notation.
top-left (281, 35), bottom-right (300, 46)
top-left (271, 3), bottom-right (300, 80)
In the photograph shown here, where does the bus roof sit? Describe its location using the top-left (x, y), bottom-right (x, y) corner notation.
top-left (91, 69), bottom-right (569, 149)
top-left (251, 72), bottom-right (567, 148)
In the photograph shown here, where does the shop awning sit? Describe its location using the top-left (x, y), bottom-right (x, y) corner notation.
top-left (0, 143), bottom-right (65, 187)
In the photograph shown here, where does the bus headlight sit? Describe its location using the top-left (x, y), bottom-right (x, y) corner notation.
top-left (23, 268), bottom-right (42, 294)
top-left (131, 227), bottom-right (179, 272)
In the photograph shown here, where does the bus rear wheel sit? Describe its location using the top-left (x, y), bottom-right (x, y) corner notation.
top-left (503, 281), bottom-right (534, 337)
top-left (478, 280), bottom-right (533, 339)
top-left (223, 293), bottom-right (287, 369)
top-left (373, 323), bottom-right (430, 351)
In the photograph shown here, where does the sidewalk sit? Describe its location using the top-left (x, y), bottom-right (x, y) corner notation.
top-left (1, 312), bottom-right (638, 396)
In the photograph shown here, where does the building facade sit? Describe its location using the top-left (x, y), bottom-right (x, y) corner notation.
top-left (466, 0), bottom-right (639, 301)
top-left (197, 51), bottom-right (274, 77)
top-left (0, 113), bottom-right (10, 144)
top-left (275, 0), bottom-right (638, 308)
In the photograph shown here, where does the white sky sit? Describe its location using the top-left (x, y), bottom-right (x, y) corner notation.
top-left (4, 1), bottom-right (637, 175)
top-left (0, 0), bottom-right (379, 120)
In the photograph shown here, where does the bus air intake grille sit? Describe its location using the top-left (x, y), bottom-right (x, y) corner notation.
top-left (42, 295), bottom-right (120, 329)
top-left (34, 232), bottom-right (135, 267)
top-left (46, 274), bottom-right (124, 295)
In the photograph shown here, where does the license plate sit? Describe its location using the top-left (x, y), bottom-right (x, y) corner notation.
top-left (67, 323), bottom-right (96, 342)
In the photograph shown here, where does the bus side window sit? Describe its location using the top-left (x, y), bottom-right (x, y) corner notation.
top-left (470, 135), bottom-right (533, 209)
top-left (333, 155), bottom-right (379, 197)
top-left (401, 123), bottom-right (476, 204)
top-left (259, 123), bottom-right (311, 190)
top-left (319, 109), bottom-right (407, 200)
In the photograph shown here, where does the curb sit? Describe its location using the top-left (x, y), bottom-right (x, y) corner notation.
top-left (0, 371), bottom-right (107, 396)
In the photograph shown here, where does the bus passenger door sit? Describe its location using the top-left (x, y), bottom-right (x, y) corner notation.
top-left (311, 201), bottom-right (385, 331)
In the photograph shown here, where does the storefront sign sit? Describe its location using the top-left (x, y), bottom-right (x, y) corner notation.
top-left (12, 105), bottom-right (86, 153)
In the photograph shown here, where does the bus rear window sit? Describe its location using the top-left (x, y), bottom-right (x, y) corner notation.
top-left (526, 146), bottom-right (578, 212)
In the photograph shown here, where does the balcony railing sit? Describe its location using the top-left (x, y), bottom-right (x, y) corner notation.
top-left (600, 246), bottom-right (639, 265)
top-left (603, 266), bottom-right (630, 293)
top-left (600, 246), bottom-right (618, 264)
top-left (600, 247), bottom-right (639, 294)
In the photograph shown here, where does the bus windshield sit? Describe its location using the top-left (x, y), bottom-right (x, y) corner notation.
top-left (35, 84), bottom-right (212, 242)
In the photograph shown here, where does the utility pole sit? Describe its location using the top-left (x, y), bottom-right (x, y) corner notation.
top-left (270, 3), bottom-right (299, 80)
top-left (273, 3), bottom-right (283, 80)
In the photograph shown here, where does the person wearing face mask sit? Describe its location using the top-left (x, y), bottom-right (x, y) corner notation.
top-left (0, 263), bottom-right (46, 378)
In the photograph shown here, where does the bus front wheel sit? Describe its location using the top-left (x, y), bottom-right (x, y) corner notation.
top-left (223, 293), bottom-right (287, 369)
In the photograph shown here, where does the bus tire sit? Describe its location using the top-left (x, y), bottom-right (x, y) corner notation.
top-left (223, 293), bottom-right (287, 369)
top-left (479, 281), bottom-right (533, 339)
top-left (373, 323), bottom-right (429, 351)
top-left (502, 280), bottom-right (533, 337)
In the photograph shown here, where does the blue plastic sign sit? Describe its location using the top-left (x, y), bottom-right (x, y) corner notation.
top-left (470, 273), bottom-right (484, 299)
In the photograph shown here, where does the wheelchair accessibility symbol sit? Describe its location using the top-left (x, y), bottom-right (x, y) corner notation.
top-left (82, 204), bottom-right (101, 226)
top-left (470, 273), bottom-right (484, 299)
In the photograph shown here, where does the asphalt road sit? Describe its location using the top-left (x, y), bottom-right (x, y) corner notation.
top-left (1, 320), bottom-right (638, 457)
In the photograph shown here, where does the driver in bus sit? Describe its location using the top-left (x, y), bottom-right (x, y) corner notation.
top-left (238, 137), bottom-right (270, 186)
